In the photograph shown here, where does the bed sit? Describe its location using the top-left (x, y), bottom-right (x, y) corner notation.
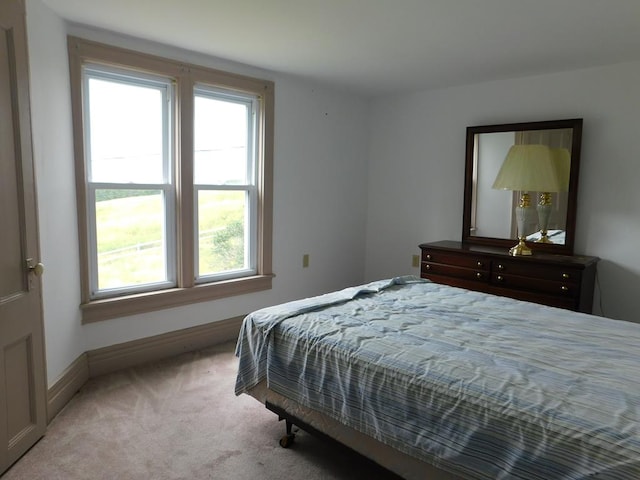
top-left (235, 276), bottom-right (640, 479)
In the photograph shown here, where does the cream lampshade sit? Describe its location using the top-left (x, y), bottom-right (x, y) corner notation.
top-left (492, 144), bottom-right (560, 255)
top-left (551, 147), bottom-right (571, 190)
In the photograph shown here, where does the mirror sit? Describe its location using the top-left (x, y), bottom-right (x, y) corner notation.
top-left (462, 119), bottom-right (583, 255)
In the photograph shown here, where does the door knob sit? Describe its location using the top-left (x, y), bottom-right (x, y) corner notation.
top-left (26, 258), bottom-right (45, 277)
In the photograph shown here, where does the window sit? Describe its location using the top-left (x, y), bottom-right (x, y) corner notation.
top-left (85, 66), bottom-right (175, 296)
top-left (68, 37), bottom-right (274, 323)
top-left (193, 87), bottom-right (257, 282)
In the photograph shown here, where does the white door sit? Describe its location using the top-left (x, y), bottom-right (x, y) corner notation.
top-left (0, 0), bottom-right (47, 474)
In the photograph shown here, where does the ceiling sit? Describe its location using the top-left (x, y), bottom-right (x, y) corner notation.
top-left (41, 0), bottom-right (640, 97)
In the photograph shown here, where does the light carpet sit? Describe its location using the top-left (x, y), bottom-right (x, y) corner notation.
top-left (2, 342), bottom-right (401, 480)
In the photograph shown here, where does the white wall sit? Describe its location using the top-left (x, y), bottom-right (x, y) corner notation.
top-left (475, 131), bottom-right (515, 238)
top-left (366, 60), bottom-right (640, 323)
top-left (26, 0), bottom-right (85, 386)
top-left (26, 1), bottom-right (369, 384)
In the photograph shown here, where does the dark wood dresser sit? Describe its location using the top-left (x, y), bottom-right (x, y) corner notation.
top-left (419, 241), bottom-right (599, 313)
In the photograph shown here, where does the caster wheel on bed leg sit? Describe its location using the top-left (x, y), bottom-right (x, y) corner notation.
top-left (279, 433), bottom-right (295, 448)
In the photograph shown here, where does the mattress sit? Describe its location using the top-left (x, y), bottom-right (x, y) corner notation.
top-left (235, 276), bottom-right (640, 479)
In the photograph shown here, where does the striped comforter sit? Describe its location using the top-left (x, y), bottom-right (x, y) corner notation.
top-left (235, 277), bottom-right (640, 479)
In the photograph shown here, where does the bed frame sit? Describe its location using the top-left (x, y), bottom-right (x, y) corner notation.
top-left (249, 382), bottom-right (460, 480)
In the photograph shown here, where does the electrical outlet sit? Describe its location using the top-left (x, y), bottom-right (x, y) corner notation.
top-left (303, 254), bottom-right (310, 268)
top-left (412, 254), bottom-right (420, 268)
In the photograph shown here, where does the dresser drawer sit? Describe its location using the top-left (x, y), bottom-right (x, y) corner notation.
top-left (492, 260), bottom-right (581, 284)
top-left (491, 273), bottom-right (578, 298)
top-left (423, 262), bottom-right (489, 282)
top-left (422, 250), bottom-right (489, 270)
top-left (418, 241), bottom-right (599, 313)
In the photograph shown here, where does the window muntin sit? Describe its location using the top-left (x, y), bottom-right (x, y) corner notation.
top-left (83, 66), bottom-right (175, 298)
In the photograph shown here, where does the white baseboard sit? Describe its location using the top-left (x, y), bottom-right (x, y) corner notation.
top-left (46, 316), bottom-right (244, 423)
top-left (87, 316), bottom-right (244, 377)
top-left (47, 353), bottom-right (89, 423)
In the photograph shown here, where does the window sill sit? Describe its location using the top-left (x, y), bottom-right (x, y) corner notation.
top-left (80, 274), bottom-right (274, 324)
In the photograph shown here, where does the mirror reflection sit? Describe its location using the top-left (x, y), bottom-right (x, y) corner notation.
top-left (472, 129), bottom-right (572, 245)
top-left (462, 119), bottom-right (582, 255)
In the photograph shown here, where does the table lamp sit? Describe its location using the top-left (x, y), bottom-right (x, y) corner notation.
top-left (492, 144), bottom-right (560, 255)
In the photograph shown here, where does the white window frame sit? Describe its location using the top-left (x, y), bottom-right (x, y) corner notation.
top-left (83, 65), bottom-right (177, 298)
top-left (193, 86), bottom-right (258, 284)
top-left (68, 36), bottom-right (274, 323)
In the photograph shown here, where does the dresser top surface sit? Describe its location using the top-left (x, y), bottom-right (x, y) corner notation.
top-left (420, 240), bottom-right (599, 267)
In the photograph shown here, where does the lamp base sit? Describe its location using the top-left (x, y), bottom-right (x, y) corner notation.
top-left (511, 195), bottom-right (533, 256)
top-left (536, 230), bottom-right (554, 244)
top-left (509, 238), bottom-right (532, 256)
top-left (536, 196), bottom-right (553, 244)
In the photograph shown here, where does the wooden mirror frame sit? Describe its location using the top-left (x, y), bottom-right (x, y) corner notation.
top-left (462, 118), bottom-right (583, 255)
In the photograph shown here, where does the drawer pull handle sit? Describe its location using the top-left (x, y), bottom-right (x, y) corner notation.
top-left (497, 275), bottom-right (504, 282)
top-left (476, 261), bottom-right (483, 267)
top-left (425, 264), bottom-right (431, 270)
top-left (497, 264), bottom-right (505, 271)
top-left (561, 285), bottom-right (569, 292)
top-left (476, 272), bottom-right (482, 279)
top-left (426, 254), bottom-right (431, 261)
top-left (562, 273), bottom-right (570, 279)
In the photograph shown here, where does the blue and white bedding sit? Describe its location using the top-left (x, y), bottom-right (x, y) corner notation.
top-left (235, 277), bottom-right (640, 480)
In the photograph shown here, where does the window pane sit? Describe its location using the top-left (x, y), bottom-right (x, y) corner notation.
top-left (96, 189), bottom-right (167, 290)
top-left (88, 77), bottom-right (165, 183)
top-left (198, 190), bottom-right (246, 276)
top-left (194, 95), bottom-right (249, 185)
